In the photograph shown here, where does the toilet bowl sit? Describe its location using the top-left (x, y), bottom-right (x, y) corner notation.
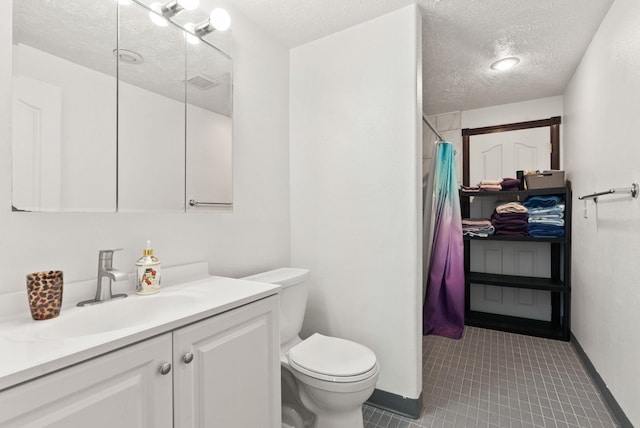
top-left (242, 268), bottom-right (379, 428)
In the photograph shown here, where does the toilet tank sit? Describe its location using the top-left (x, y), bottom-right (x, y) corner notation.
top-left (242, 268), bottom-right (310, 346)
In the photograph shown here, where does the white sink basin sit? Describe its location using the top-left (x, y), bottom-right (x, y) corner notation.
top-left (36, 293), bottom-right (203, 339)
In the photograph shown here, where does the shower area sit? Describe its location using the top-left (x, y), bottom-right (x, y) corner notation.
top-left (422, 112), bottom-right (465, 339)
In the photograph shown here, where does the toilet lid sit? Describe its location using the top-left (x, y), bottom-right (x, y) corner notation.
top-left (288, 333), bottom-right (377, 379)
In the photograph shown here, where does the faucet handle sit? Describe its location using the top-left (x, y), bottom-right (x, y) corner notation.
top-left (98, 249), bottom-right (123, 260)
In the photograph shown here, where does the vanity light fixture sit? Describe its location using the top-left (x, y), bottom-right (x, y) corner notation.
top-left (194, 8), bottom-right (231, 36)
top-left (161, 0), bottom-right (199, 18)
top-left (490, 56), bottom-right (520, 71)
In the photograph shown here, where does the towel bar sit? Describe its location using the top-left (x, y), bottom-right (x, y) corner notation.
top-left (188, 199), bottom-right (232, 207)
top-left (578, 183), bottom-right (638, 201)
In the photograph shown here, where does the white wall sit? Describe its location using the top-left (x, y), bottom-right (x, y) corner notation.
top-left (563, 0), bottom-right (640, 424)
top-left (462, 96), bottom-right (563, 128)
top-left (290, 5), bottom-right (423, 399)
top-left (0, 2), bottom-right (291, 296)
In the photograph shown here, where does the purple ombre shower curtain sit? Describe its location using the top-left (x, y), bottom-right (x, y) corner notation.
top-left (423, 142), bottom-right (465, 339)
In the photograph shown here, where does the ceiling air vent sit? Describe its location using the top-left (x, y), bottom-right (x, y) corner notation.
top-left (185, 75), bottom-right (219, 90)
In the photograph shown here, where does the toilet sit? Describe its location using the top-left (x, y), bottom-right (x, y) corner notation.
top-left (242, 268), bottom-right (379, 428)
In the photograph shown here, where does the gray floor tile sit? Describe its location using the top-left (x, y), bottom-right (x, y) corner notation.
top-left (364, 327), bottom-right (618, 428)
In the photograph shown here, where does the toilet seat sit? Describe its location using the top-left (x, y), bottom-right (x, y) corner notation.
top-left (288, 333), bottom-right (377, 383)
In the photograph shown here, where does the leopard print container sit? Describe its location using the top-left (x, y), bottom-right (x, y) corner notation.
top-left (26, 270), bottom-right (64, 321)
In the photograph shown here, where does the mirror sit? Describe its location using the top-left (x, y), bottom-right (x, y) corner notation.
top-left (11, 0), bottom-right (233, 212)
top-left (12, 0), bottom-right (118, 212)
top-left (117, 1), bottom-right (187, 212)
top-left (186, 28), bottom-right (233, 209)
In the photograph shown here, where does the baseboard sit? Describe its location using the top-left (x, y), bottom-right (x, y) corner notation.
top-left (571, 333), bottom-right (633, 428)
top-left (366, 388), bottom-right (422, 419)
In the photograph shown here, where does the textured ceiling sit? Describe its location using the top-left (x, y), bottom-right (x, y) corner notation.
top-left (228, 0), bottom-right (615, 115)
top-left (14, 0), bottom-right (615, 117)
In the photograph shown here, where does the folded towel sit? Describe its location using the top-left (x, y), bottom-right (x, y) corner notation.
top-left (495, 230), bottom-right (528, 237)
top-left (480, 179), bottom-right (502, 185)
top-left (479, 184), bottom-right (502, 191)
top-left (462, 218), bottom-right (495, 237)
top-left (496, 202), bottom-right (528, 214)
top-left (523, 196), bottom-right (563, 208)
top-left (461, 185), bottom-right (480, 192)
top-left (527, 223), bottom-right (565, 238)
top-left (492, 221), bottom-right (528, 229)
top-left (494, 224), bottom-right (529, 233)
top-left (528, 218), bottom-right (565, 226)
top-left (491, 211), bottom-right (529, 235)
top-left (500, 178), bottom-right (521, 191)
top-left (463, 225), bottom-right (495, 237)
top-left (491, 212), bottom-right (529, 221)
top-left (462, 219), bottom-right (493, 226)
top-left (528, 204), bottom-right (565, 215)
top-left (528, 214), bottom-right (563, 221)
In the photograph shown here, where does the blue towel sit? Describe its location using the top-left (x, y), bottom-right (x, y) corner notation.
top-left (528, 218), bottom-right (565, 226)
top-left (528, 223), bottom-right (565, 237)
top-left (528, 204), bottom-right (565, 215)
top-left (529, 214), bottom-right (564, 221)
top-left (523, 196), bottom-right (562, 209)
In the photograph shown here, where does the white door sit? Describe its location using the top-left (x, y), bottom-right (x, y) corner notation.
top-left (0, 334), bottom-right (173, 428)
top-left (173, 296), bottom-right (280, 428)
top-left (468, 127), bottom-right (552, 321)
top-left (12, 75), bottom-right (62, 212)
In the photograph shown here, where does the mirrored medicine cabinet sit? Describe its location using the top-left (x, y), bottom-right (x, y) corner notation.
top-left (11, 0), bottom-right (233, 213)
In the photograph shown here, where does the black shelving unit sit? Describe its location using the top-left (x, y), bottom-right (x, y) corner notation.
top-left (460, 184), bottom-right (572, 341)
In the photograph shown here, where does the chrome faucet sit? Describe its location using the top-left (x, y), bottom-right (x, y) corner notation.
top-left (77, 249), bottom-right (129, 306)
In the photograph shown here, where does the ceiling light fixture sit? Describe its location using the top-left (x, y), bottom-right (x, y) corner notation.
top-left (490, 56), bottom-right (520, 71)
top-left (195, 8), bottom-right (231, 36)
top-left (113, 48), bottom-right (144, 64)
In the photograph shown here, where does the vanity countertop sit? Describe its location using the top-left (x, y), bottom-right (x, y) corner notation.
top-left (0, 275), bottom-right (280, 391)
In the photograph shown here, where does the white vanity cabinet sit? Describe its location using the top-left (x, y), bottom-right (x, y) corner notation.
top-left (0, 333), bottom-right (173, 428)
top-left (173, 295), bottom-right (280, 427)
top-left (0, 295), bottom-right (280, 428)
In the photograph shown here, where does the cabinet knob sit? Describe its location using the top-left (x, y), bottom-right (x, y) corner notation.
top-left (183, 352), bottom-right (194, 364)
top-left (159, 362), bottom-right (172, 375)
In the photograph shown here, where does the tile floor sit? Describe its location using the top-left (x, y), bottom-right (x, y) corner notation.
top-left (363, 327), bottom-right (618, 428)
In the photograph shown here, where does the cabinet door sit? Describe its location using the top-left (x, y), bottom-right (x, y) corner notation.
top-left (0, 334), bottom-right (173, 428)
top-left (468, 127), bottom-right (552, 320)
top-left (173, 296), bottom-right (280, 428)
top-left (469, 240), bottom-right (552, 321)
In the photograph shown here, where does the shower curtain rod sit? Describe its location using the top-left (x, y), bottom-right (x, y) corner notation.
top-left (422, 113), bottom-right (445, 142)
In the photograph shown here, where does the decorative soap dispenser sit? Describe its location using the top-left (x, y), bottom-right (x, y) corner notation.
top-left (136, 241), bottom-right (161, 295)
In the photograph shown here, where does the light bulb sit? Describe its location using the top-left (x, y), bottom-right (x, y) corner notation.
top-left (209, 8), bottom-right (230, 32)
top-left (149, 2), bottom-right (169, 27)
top-left (178, 0), bottom-right (199, 10)
top-left (184, 23), bottom-right (200, 45)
